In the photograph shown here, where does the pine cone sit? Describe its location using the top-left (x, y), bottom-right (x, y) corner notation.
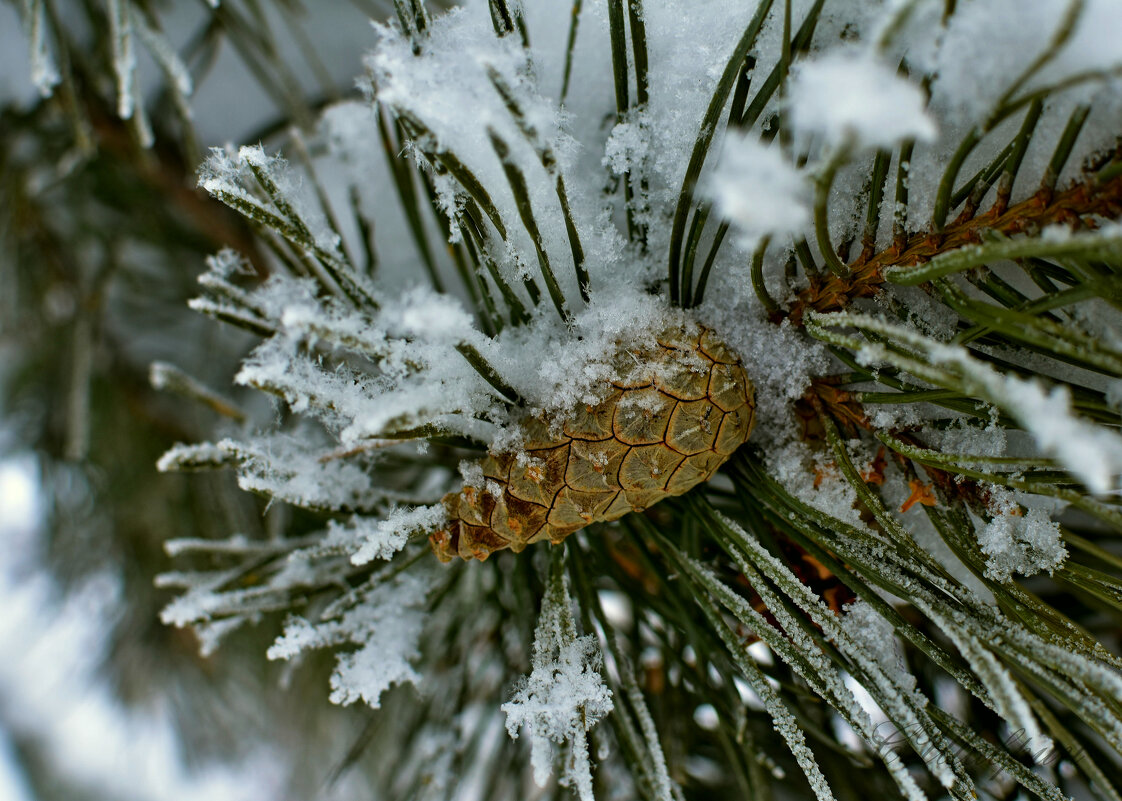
top-left (430, 323), bottom-right (755, 561)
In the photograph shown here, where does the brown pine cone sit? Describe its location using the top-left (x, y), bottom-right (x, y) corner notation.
top-left (430, 323), bottom-right (756, 561)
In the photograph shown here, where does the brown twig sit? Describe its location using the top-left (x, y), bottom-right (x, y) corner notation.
top-left (785, 167), bottom-right (1122, 325)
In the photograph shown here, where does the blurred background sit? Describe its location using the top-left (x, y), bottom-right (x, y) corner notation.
top-left (0, 2), bottom-right (414, 797)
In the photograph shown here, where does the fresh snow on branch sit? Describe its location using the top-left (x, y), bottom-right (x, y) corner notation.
top-left (929, 0), bottom-right (1122, 122)
top-left (123, 1), bottom-right (1122, 793)
top-left (332, 506), bottom-right (447, 566)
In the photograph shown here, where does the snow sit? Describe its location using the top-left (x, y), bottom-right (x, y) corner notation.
top-left (701, 306), bottom-right (832, 451)
top-left (343, 505), bottom-right (447, 565)
top-left (502, 570), bottom-right (612, 800)
top-left (107, 0), bottom-right (136, 119)
top-left (788, 51), bottom-right (937, 149)
top-left (365, 0), bottom-right (600, 301)
top-left (381, 285), bottom-right (477, 343)
top-left (842, 601), bottom-right (916, 694)
top-left (156, 441), bottom-right (231, 472)
top-left (829, 310), bottom-right (1122, 495)
top-left (765, 440), bottom-right (865, 528)
top-left (977, 505), bottom-right (1067, 583)
top-left (9, 0), bottom-right (56, 100)
top-left (145, 11), bottom-right (1122, 791)
top-left (200, 145), bottom-right (347, 262)
top-left (632, 0), bottom-right (778, 220)
top-left (928, 0), bottom-right (1122, 123)
top-left (616, 645), bottom-right (676, 801)
top-left (927, 419), bottom-right (1010, 464)
top-left (710, 133), bottom-right (810, 248)
top-left (9, 0), bottom-right (1121, 794)
top-left (220, 433), bottom-right (385, 511)
top-left (996, 380), bottom-right (1122, 496)
top-left (267, 568), bottom-right (433, 709)
top-left (603, 121), bottom-right (650, 176)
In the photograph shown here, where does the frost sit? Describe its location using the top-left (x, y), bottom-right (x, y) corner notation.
top-left (133, 10), bottom-right (193, 98)
top-left (632, 0), bottom-right (772, 213)
top-left (156, 442), bottom-right (233, 472)
top-left (701, 301), bottom-right (831, 453)
top-left (842, 312), bottom-right (1122, 495)
top-left (199, 145), bottom-right (348, 263)
top-left (987, 378), bottom-right (1122, 495)
top-left (380, 285), bottom-right (476, 344)
top-left (788, 52), bottom-right (937, 148)
top-left (338, 505), bottom-right (446, 565)
top-left (364, 0), bottom-right (605, 302)
top-left (766, 441), bottom-right (864, 528)
top-left (502, 569), bottom-right (612, 800)
top-left (710, 133), bottom-right (810, 249)
top-left (928, 419), bottom-right (1009, 463)
top-left (267, 569), bottom-right (433, 709)
top-left (107, 0), bottom-right (135, 119)
top-left (113, 0), bottom-right (1122, 793)
top-left (511, 290), bottom-right (698, 417)
top-left (217, 433), bottom-right (385, 512)
top-left (842, 601), bottom-right (916, 694)
top-left (458, 459), bottom-right (486, 488)
top-left (978, 507), bottom-right (1067, 583)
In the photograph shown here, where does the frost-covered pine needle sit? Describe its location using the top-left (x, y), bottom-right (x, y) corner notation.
top-left (502, 554), bottom-right (613, 800)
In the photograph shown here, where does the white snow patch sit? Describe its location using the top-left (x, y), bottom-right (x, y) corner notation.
top-left (603, 120), bottom-right (649, 176)
top-left (710, 133), bottom-right (810, 249)
top-left (978, 506), bottom-right (1067, 583)
top-left (788, 52), bottom-right (936, 148)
